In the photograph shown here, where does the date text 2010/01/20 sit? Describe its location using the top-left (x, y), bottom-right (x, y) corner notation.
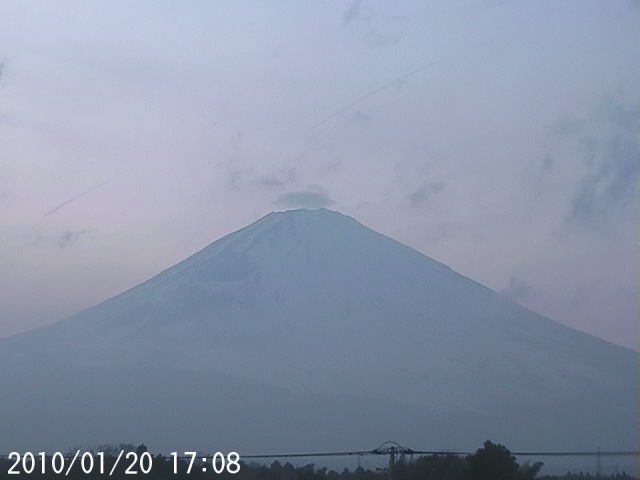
top-left (6, 451), bottom-right (241, 475)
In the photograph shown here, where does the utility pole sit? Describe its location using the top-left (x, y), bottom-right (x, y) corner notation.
top-left (388, 446), bottom-right (396, 480)
top-left (596, 446), bottom-right (602, 477)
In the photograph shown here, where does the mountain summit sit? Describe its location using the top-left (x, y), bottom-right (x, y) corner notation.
top-left (0, 209), bottom-right (636, 461)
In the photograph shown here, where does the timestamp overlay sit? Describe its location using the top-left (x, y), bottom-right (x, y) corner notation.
top-left (3, 451), bottom-right (241, 476)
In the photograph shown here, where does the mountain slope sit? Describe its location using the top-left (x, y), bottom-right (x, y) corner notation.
top-left (0, 209), bottom-right (636, 460)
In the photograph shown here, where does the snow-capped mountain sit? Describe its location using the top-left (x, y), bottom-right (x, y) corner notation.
top-left (0, 209), bottom-right (636, 462)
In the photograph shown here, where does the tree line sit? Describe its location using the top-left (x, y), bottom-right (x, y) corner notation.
top-left (0, 440), bottom-right (636, 480)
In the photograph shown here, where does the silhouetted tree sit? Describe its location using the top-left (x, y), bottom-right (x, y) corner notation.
top-left (398, 453), bottom-right (466, 480)
top-left (520, 461), bottom-right (544, 480)
top-left (465, 440), bottom-right (520, 480)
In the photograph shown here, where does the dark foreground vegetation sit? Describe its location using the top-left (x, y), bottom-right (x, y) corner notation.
top-left (1, 441), bottom-right (636, 480)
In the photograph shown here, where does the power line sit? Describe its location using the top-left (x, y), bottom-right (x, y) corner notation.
top-left (1, 446), bottom-right (637, 460)
top-left (241, 450), bottom-right (371, 459)
top-left (238, 447), bottom-right (639, 460)
top-left (511, 451), bottom-right (638, 457)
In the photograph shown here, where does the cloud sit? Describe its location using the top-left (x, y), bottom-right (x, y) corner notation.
top-left (275, 189), bottom-right (334, 209)
top-left (406, 182), bottom-right (444, 208)
top-left (342, 0), bottom-right (405, 48)
top-left (595, 92), bottom-right (637, 131)
top-left (342, 0), bottom-right (371, 25)
top-left (501, 276), bottom-right (536, 302)
top-left (540, 154), bottom-right (553, 172)
top-left (547, 92), bottom-right (638, 231)
top-left (366, 27), bottom-right (403, 48)
top-left (570, 282), bottom-right (599, 306)
top-left (218, 132), bottom-right (252, 190)
top-left (31, 229), bottom-right (92, 249)
top-left (256, 167), bottom-right (297, 190)
top-left (347, 110), bottom-right (372, 127)
top-left (322, 161), bottom-right (342, 174)
top-left (564, 95), bottom-right (638, 229)
top-left (55, 230), bottom-right (90, 248)
top-left (566, 140), bottom-right (636, 227)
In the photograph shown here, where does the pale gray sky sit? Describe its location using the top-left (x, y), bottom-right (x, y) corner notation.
top-left (0, 0), bottom-right (637, 349)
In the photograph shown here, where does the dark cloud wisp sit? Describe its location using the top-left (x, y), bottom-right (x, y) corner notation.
top-left (406, 181), bottom-right (444, 208)
top-left (501, 276), bottom-right (536, 302)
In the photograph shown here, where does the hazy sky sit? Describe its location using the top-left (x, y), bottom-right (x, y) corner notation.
top-left (0, 1), bottom-right (637, 350)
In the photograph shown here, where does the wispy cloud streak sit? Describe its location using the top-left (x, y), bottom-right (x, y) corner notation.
top-left (309, 39), bottom-right (495, 130)
top-left (43, 176), bottom-right (116, 217)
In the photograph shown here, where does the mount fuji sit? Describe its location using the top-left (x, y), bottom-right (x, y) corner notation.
top-left (0, 209), bottom-right (636, 463)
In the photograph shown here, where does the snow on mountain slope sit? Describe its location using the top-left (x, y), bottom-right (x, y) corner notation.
top-left (0, 209), bottom-right (636, 458)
